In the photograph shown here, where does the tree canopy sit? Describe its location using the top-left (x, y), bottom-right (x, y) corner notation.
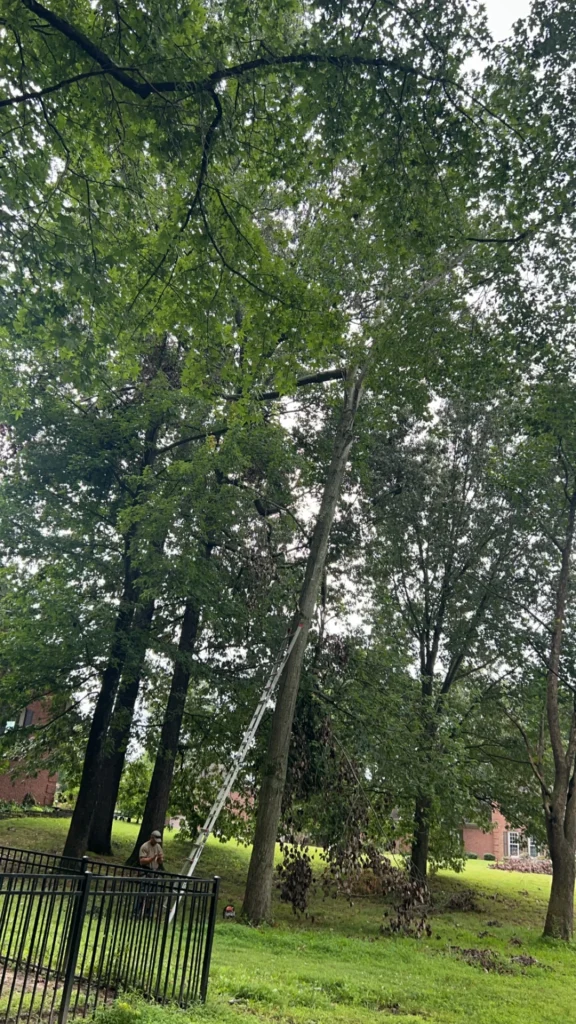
top-left (2, 0), bottom-right (576, 939)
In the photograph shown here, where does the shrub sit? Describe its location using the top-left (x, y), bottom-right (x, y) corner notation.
top-left (0, 800), bottom-right (23, 819)
top-left (490, 856), bottom-right (552, 875)
top-left (483, 854), bottom-right (496, 861)
top-left (466, 853), bottom-right (478, 860)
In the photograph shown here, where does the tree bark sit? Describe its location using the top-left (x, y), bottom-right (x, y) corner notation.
top-left (542, 485), bottom-right (576, 939)
top-left (63, 420), bottom-right (160, 859)
top-left (410, 794), bottom-right (431, 880)
top-left (241, 372), bottom-right (365, 923)
top-left (63, 539), bottom-right (138, 858)
top-left (544, 824), bottom-right (576, 939)
top-left (409, 659), bottom-right (435, 881)
top-left (126, 596), bottom-right (202, 864)
top-left (87, 596), bottom-right (156, 855)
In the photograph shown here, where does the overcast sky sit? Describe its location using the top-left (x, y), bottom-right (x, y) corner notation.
top-left (483, 0), bottom-right (531, 41)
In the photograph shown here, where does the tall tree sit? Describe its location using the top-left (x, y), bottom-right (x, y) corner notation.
top-left (242, 368), bottom-right (366, 921)
top-left (360, 398), bottom-right (522, 877)
top-left (491, 378), bottom-right (576, 939)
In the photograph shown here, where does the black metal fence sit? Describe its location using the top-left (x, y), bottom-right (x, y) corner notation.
top-left (0, 846), bottom-right (183, 881)
top-left (0, 854), bottom-right (219, 1024)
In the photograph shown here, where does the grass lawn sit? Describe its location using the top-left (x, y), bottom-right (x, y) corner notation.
top-left (0, 817), bottom-right (574, 1024)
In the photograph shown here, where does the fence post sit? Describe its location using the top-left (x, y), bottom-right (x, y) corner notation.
top-left (57, 871), bottom-right (91, 1024)
top-left (200, 877), bottom-right (220, 1003)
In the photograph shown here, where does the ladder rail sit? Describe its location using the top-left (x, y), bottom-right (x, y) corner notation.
top-left (168, 621), bottom-right (304, 921)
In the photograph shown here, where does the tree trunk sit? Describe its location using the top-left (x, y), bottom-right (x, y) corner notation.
top-left (63, 543), bottom-right (138, 858)
top-left (87, 596), bottom-right (156, 855)
top-left (242, 373), bottom-right (365, 924)
top-left (410, 795), bottom-right (431, 880)
top-left (126, 597), bottom-right (202, 864)
top-left (63, 421), bottom-right (160, 859)
top-left (409, 667), bottom-right (434, 881)
top-left (542, 487), bottom-right (576, 939)
top-left (544, 827), bottom-right (576, 939)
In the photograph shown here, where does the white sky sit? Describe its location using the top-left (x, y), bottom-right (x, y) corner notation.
top-left (483, 0), bottom-right (531, 41)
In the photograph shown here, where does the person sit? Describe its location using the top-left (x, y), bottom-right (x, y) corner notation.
top-left (134, 830), bottom-right (164, 919)
top-left (139, 830), bottom-right (164, 871)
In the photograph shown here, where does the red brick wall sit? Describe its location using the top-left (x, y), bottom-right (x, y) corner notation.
top-left (491, 807), bottom-right (508, 861)
top-left (0, 702), bottom-right (57, 807)
top-left (462, 807), bottom-right (509, 861)
top-left (462, 824), bottom-right (496, 858)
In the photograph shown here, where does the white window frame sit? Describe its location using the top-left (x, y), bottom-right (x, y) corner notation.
top-left (508, 831), bottom-right (521, 857)
top-left (528, 837), bottom-right (538, 858)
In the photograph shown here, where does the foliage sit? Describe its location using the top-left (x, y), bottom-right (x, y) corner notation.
top-left (491, 858), bottom-right (553, 875)
top-left (116, 756), bottom-right (154, 821)
top-left (276, 841), bottom-right (314, 916)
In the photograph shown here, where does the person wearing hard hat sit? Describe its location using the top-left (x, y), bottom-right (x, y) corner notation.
top-left (134, 830), bottom-right (164, 919)
top-left (139, 830), bottom-right (164, 871)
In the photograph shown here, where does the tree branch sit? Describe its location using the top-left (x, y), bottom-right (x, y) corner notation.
top-left (501, 706), bottom-right (551, 796)
top-left (20, 0), bottom-right (151, 96)
top-left (223, 368), bottom-right (346, 401)
top-left (0, 68), bottom-right (117, 108)
top-left (10, 0), bottom-right (451, 113)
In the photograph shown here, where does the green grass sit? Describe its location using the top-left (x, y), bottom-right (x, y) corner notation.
top-left (0, 817), bottom-right (574, 1024)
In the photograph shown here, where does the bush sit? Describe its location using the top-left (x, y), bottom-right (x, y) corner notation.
top-left (484, 854), bottom-right (496, 861)
top-left (490, 856), bottom-right (552, 875)
top-left (466, 853), bottom-right (478, 860)
top-left (0, 800), bottom-right (23, 819)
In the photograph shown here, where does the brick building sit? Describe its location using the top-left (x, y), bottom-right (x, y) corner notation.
top-left (0, 701), bottom-right (57, 806)
top-left (462, 806), bottom-right (540, 860)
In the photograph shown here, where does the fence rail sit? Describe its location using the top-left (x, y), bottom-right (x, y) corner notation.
top-left (0, 846), bottom-right (183, 882)
top-left (0, 852), bottom-right (219, 1024)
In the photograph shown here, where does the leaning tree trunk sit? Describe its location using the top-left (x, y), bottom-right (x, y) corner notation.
top-left (542, 487), bottom-right (576, 939)
top-left (87, 596), bottom-right (156, 855)
top-left (63, 544), bottom-right (138, 858)
top-left (242, 372), bottom-right (365, 924)
top-left (127, 597), bottom-right (202, 864)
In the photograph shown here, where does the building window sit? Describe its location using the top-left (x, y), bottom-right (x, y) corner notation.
top-left (508, 831), bottom-right (520, 857)
top-left (23, 709), bottom-right (34, 727)
top-left (528, 837), bottom-right (538, 858)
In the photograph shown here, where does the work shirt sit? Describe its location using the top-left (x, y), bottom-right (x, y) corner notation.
top-left (139, 840), bottom-right (164, 871)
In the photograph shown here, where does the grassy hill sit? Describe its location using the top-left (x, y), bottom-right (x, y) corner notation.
top-left (0, 817), bottom-right (573, 1024)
